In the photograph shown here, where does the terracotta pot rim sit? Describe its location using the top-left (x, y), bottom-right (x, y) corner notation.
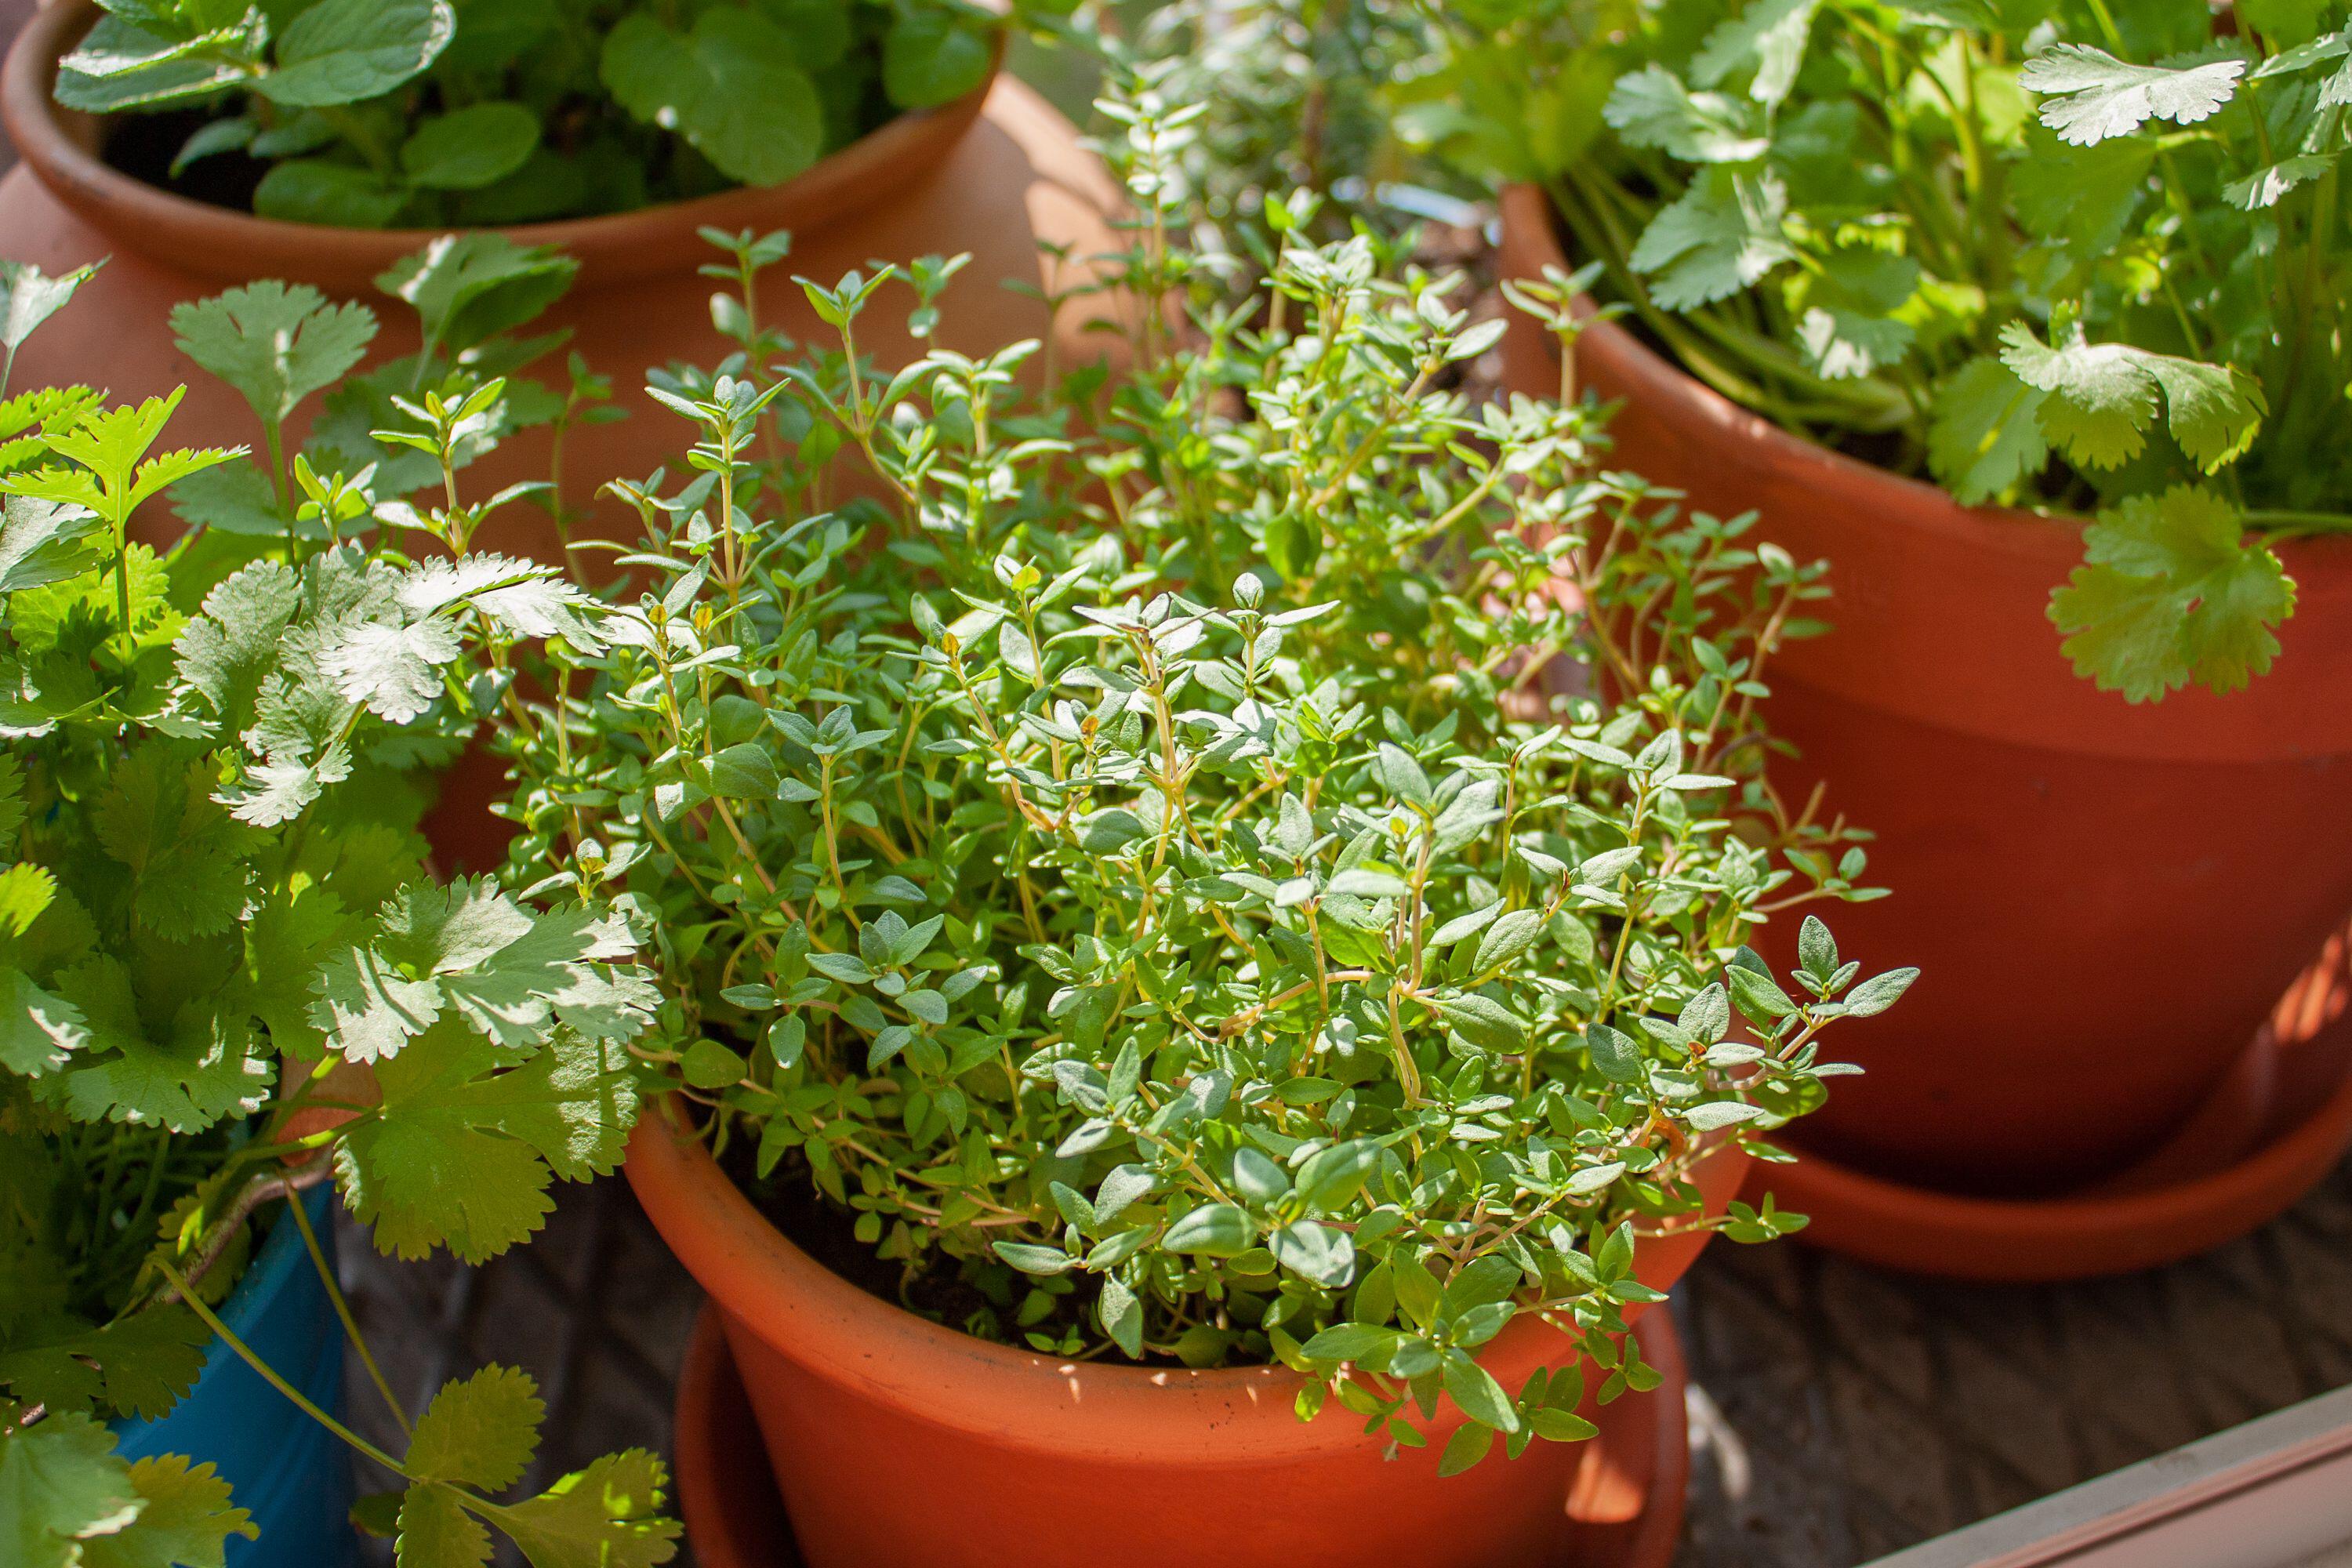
top-left (2, 0), bottom-right (1004, 292)
top-left (671, 1300), bottom-right (1697, 1568)
top-left (1497, 183), bottom-right (2352, 579)
top-left (623, 1093), bottom-right (1743, 1461)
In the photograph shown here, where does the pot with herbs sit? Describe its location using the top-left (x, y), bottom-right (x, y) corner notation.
top-left (1405, 0), bottom-right (2352, 1276)
top-left (0, 0), bottom-right (1124, 552)
top-left (481, 86), bottom-right (1913, 1567)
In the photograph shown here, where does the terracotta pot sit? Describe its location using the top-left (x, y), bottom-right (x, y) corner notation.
top-left (1497, 184), bottom-right (2352, 1277)
top-left (671, 1298), bottom-right (1696, 1568)
top-left (626, 1098), bottom-right (1746, 1568)
top-left (0, 0), bottom-right (1129, 564)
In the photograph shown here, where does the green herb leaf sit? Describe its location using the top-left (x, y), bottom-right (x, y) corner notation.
top-left (405, 1366), bottom-right (543, 1491)
top-left (252, 162), bottom-right (408, 229)
top-left (1926, 355), bottom-right (2050, 505)
top-left (401, 104), bottom-right (543, 192)
top-left (1999, 321), bottom-right (2265, 474)
top-left (881, 8), bottom-right (993, 109)
top-left (2049, 486), bottom-right (2293, 701)
top-left (0, 1414), bottom-right (143, 1568)
top-left (170, 282), bottom-right (378, 430)
top-left (79, 1453), bottom-right (257, 1568)
top-left (600, 9), bottom-right (824, 187)
top-left (488, 1450), bottom-right (679, 1568)
top-left (256, 0), bottom-right (456, 109)
top-left (1627, 168), bottom-right (1797, 311)
top-left (2020, 43), bottom-right (2246, 145)
top-left (334, 1023), bottom-right (641, 1262)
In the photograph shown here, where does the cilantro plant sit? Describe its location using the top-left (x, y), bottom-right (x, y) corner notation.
top-left (493, 86), bottom-right (1913, 1472)
top-left (53, 0), bottom-right (1055, 229)
top-left (1414, 0), bottom-right (2352, 700)
top-left (0, 265), bottom-right (676, 1566)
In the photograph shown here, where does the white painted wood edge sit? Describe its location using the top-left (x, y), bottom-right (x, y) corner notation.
top-left (1861, 1384), bottom-right (2352, 1568)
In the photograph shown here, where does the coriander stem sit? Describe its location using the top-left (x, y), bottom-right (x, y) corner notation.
top-left (154, 1257), bottom-right (412, 1482)
top-left (285, 1191), bottom-right (412, 1439)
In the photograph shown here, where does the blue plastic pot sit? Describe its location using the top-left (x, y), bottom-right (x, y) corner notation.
top-left (113, 1185), bottom-right (358, 1568)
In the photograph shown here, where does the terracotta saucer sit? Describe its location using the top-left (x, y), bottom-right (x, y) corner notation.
top-left (673, 1308), bottom-right (1693, 1568)
top-left (1757, 924), bottom-right (2352, 1282)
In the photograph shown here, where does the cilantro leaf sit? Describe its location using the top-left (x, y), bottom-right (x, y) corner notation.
top-left (2020, 43), bottom-right (2247, 145)
top-left (332, 1024), bottom-right (641, 1261)
top-left (307, 946), bottom-right (445, 1066)
top-left (0, 968), bottom-right (88, 1077)
top-left (311, 881), bottom-right (653, 1063)
top-left (2049, 485), bottom-right (2295, 701)
top-left (2000, 321), bottom-right (2266, 472)
top-left (492, 1450), bottom-right (680, 1568)
top-left (376, 235), bottom-right (579, 362)
top-left (79, 1454), bottom-right (256, 1568)
top-left (165, 460), bottom-right (291, 540)
top-left (241, 884), bottom-right (360, 1053)
top-left (168, 282), bottom-right (378, 432)
top-left (0, 864), bottom-right (85, 1077)
top-left (1690, 0), bottom-right (1823, 110)
top-left (0, 1305), bottom-right (211, 1421)
top-left (1, 262), bottom-right (100, 369)
top-left (2226, 151), bottom-right (2340, 209)
top-left (1927, 354), bottom-right (2051, 503)
top-left (394, 555), bottom-right (606, 654)
top-left (0, 496), bottom-right (106, 598)
top-left (2007, 131), bottom-right (2155, 259)
top-left (1601, 65), bottom-right (1769, 163)
top-left (322, 615), bottom-right (459, 724)
top-left (173, 560), bottom-right (302, 732)
top-left (90, 745), bottom-right (256, 941)
top-left (53, 960), bottom-right (274, 1134)
top-left (1788, 247), bottom-right (1918, 379)
top-left (394, 1483), bottom-right (488, 1568)
top-left (0, 1413), bottom-right (143, 1568)
top-left (405, 1366), bottom-right (543, 1491)
top-left (1628, 168), bottom-right (1796, 311)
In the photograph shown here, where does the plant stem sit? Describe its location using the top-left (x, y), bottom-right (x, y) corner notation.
top-left (154, 1257), bottom-right (412, 1482)
top-left (285, 1191), bottom-right (412, 1439)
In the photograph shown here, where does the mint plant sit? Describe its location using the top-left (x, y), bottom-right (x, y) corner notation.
top-left (1414, 0), bottom-right (2352, 700)
top-left (0, 264), bottom-right (675, 1566)
top-left (54, 0), bottom-right (1054, 228)
top-left (494, 85), bottom-right (1912, 1470)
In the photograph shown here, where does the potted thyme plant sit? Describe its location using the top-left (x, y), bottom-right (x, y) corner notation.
top-left (0, 264), bottom-right (675, 1568)
top-left (0, 0), bottom-right (1124, 532)
top-left (1410, 0), bottom-right (2352, 1276)
top-left (489, 85), bottom-right (1913, 1566)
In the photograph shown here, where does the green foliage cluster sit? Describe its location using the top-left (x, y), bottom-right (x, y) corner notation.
top-left (1411, 0), bottom-right (2352, 700)
top-left (488, 87), bottom-right (1911, 1468)
top-left (1131, 0), bottom-right (1442, 245)
top-left (0, 261), bottom-right (676, 1566)
top-left (54, 0), bottom-right (1046, 228)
